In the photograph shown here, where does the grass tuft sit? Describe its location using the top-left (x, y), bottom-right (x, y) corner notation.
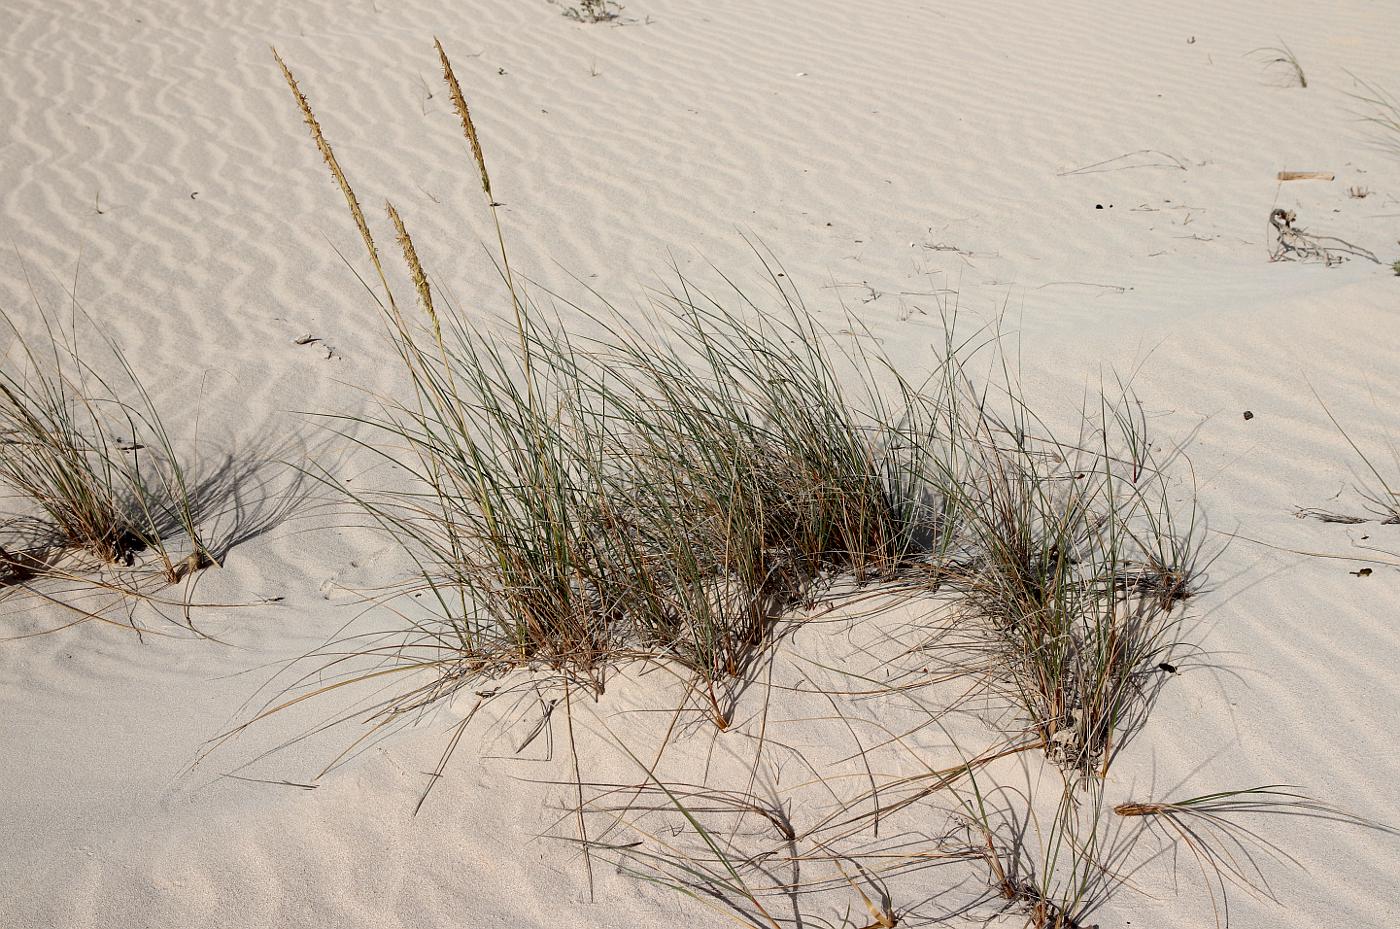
top-left (1314, 390), bottom-right (1400, 523)
top-left (558, 0), bottom-right (623, 23)
top-left (0, 305), bottom-right (211, 585)
top-left (1250, 42), bottom-right (1306, 88)
top-left (271, 44), bottom-right (963, 728)
top-left (933, 364), bottom-right (1200, 775)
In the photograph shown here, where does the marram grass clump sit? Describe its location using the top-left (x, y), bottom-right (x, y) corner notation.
top-left (266, 42), bottom-right (1199, 753)
top-left (0, 306), bottom-right (211, 589)
top-left (270, 42), bottom-right (965, 730)
top-left (237, 43), bottom-right (1400, 929)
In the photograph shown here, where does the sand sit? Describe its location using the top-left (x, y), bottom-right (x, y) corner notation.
top-left (2, 0), bottom-right (1399, 926)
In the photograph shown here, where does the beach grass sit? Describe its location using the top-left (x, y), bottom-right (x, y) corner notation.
top-left (1315, 391), bottom-right (1400, 523)
top-left (1250, 42), bottom-right (1307, 88)
top-left (272, 43), bottom-right (964, 730)
top-left (251, 42), bottom-right (1348, 929)
top-left (936, 368), bottom-right (1200, 775)
top-left (0, 303), bottom-right (212, 589)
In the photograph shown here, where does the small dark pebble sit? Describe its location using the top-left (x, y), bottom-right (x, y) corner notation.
top-left (1157, 662), bottom-right (1178, 674)
top-left (1243, 410), bottom-right (1254, 420)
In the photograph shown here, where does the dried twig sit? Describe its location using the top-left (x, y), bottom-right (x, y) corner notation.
top-left (1268, 209), bottom-right (1379, 265)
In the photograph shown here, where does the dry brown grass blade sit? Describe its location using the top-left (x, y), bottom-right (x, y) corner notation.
top-left (832, 858), bottom-right (897, 928)
top-left (563, 681), bottom-right (596, 900)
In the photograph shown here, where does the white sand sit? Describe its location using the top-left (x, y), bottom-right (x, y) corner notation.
top-left (2, 0), bottom-right (1399, 926)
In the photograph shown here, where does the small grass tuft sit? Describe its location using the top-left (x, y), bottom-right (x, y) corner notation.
top-left (1314, 390), bottom-right (1400, 523)
top-left (0, 304), bottom-right (211, 585)
top-left (1114, 785), bottom-right (1392, 926)
top-left (935, 365), bottom-right (1201, 776)
top-left (557, 0), bottom-right (623, 23)
top-left (1250, 42), bottom-right (1306, 88)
